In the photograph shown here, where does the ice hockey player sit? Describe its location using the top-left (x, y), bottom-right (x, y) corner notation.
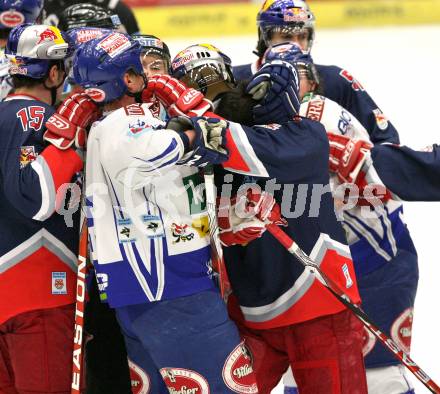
top-left (0, 0), bottom-right (44, 100)
top-left (269, 44), bottom-right (418, 394)
top-left (132, 33), bottom-right (172, 120)
top-left (73, 32), bottom-right (260, 394)
top-left (234, 0), bottom-right (400, 146)
top-left (0, 23), bottom-right (99, 394)
top-left (166, 43), bottom-right (368, 394)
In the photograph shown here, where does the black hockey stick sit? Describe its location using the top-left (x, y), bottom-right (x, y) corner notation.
top-left (266, 223), bottom-right (440, 394)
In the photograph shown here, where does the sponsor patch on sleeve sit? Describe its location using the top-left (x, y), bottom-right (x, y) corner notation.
top-left (20, 146), bottom-right (38, 168)
top-left (373, 108), bottom-right (389, 130)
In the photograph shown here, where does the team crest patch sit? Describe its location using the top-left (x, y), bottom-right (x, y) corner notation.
top-left (391, 307), bottom-right (413, 353)
top-left (160, 367), bottom-right (210, 394)
top-left (222, 343), bottom-right (258, 393)
top-left (373, 108), bottom-right (389, 130)
top-left (129, 359), bottom-right (151, 394)
top-left (20, 146), bottom-right (38, 168)
top-left (362, 326), bottom-right (377, 357)
top-left (52, 272), bottom-right (67, 294)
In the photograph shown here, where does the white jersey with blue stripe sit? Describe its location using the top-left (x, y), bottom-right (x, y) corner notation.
top-left (0, 50), bottom-right (13, 101)
top-left (300, 94), bottom-right (416, 276)
top-left (86, 103), bottom-right (214, 307)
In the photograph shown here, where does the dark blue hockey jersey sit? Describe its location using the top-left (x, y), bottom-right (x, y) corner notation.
top-left (233, 61), bottom-right (399, 145)
top-left (0, 94), bottom-right (83, 324)
top-left (221, 118), bottom-right (360, 329)
top-left (372, 143), bottom-right (440, 201)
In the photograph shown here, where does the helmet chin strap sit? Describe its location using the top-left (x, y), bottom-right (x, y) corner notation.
top-left (43, 77), bottom-right (65, 106)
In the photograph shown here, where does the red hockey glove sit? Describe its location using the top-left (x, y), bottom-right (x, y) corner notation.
top-left (141, 75), bottom-right (212, 117)
top-left (44, 93), bottom-right (101, 150)
top-left (328, 132), bottom-right (373, 184)
top-left (218, 190), bottom-right (287, 246)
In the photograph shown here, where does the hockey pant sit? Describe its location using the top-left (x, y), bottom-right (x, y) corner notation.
top-left (230, 306), bottom-right (368, 394)
top-left (115, 289), bottom-right (259, 394)
top-left (358, 247), bottom-right (418, 368)
top-left (0, 304), bottom-right (76, 394)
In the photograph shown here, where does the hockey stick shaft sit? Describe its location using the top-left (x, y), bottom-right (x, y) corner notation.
top-left (71, 220), bottom-right (88, 394)
top-left (204, 165), bottom-right (230, 300)
top-left (266, 224), bottom-right (440, 394)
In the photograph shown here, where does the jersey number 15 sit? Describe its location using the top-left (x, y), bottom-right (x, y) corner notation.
top-left (16, 106), bottom-right (45, 132)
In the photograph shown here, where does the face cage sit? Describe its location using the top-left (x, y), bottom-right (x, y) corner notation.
top-left (179, 62), bottom-right (232, 95)
top-left (297, 63), bottom-right (319, 85)
top-left (141, 49), bottom-right (170, 70)
top-left (261, 25), bottom-right (314, 53)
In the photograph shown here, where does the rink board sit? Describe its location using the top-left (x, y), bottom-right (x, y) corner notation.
top-left (133, 0), bottom-right (440, 39)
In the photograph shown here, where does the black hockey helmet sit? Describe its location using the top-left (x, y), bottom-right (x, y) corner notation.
top-left (131, 34), bottom-right (171, 66)
top-left (58, 3), bottom-right (121, 31)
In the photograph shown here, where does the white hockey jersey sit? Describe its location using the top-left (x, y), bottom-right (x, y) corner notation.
top-left (86, 103), bottom-right (214, 307)
top-left (0, 49), bottom-right (13, 101)
top-left (300, 94), bottom-right (416, 276)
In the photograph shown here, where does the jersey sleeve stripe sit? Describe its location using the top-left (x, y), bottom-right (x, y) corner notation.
top-left (223, 122), bottom-right (269, 178)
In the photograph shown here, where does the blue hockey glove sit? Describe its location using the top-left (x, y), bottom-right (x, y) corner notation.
top-left (246, 60), bottom-right (301, 125)
top-left (166, 116), bottom-right (229, 167)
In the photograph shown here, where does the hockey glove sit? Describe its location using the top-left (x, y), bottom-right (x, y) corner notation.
top-left (142, 75), bottom-right (212, 117)
top-left (246, 60), bottom-right (301, 125)
top-left (44, 93), bottom-right (101, 150)
top-left (218, 190), bottom-right (287, 246)
top-left (328, 132), bottom-right (373, 184)
top-left (167, 116), bottom-right (229, 167)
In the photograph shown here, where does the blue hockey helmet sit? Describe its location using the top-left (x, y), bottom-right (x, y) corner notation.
top-left (0, 0), bottom-right (44, 31)
top-left (132, 34), bottom-right (171, 69)
top-left (263, 42), bottom-right (319, 85)
top-left (73, 31), bottom-right (144, 103)
top-left (257, 0), bottom-right (315, 54)
top-left (64, 27), bottom-right (112, 83)
top-left (5, 23), bottom-right (70, 79)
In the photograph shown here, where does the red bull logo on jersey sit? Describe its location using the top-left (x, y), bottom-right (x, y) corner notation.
top-left (222, 343), bottom-right (258, 393)
top-left (391, 307), bottom-right (413, 353)
top-left (0, 10), bottom-right (25, 28)
top-left (160, 368), bottom-right (209, 394)
top-left (373, 108), bottom-right (389, 131)
top-left (129, 360), bottom-right (151, 394)
top-left (20, 146), bottom-right (37, 168)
